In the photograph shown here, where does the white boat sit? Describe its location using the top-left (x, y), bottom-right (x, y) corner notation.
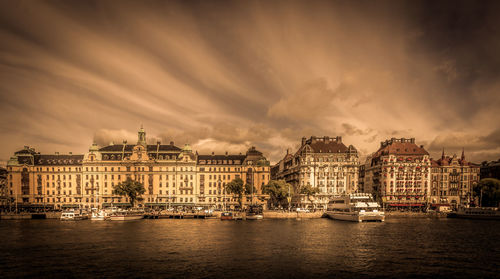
top-left (326, 193), bottom-right (385, 222)
top-left (109, 208), bottom-right (144, 221)
top-left (91, 209), bottom-right (109, 221)
top-left (246, 213), bottom-right (263, 220)
top-left (246, 204), bottom-right (264, 220)
top-left (60, 209), bottom-right (89, 221)
top-left (447, 206), bottom-right (500, 220)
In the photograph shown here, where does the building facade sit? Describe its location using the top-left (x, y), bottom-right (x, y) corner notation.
top-left (5, 127), bottom-right (270, 211)
top-left (430, 150), bottom-right (480, 207)
top-left (272, 136), bottom-right (359, 209)
top-left (363, 138), bottom-right (431, 209)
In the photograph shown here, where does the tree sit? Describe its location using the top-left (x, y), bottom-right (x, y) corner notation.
top-left (300, 184), bottom-right (319, 209)
top-left (225, 178), bottom-right (245, 209)
top-left (262, 180), bottom-right (292, 209)
top-left (113, 177), bottom-right (145, 207)
top-left (474, 178), bottom-right (500, 207)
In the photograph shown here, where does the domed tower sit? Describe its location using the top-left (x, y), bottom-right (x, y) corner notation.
top-left (137, 125), bottom-right (147, 147)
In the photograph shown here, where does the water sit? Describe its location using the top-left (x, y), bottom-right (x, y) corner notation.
top-left (0, 218), bottom-right (499, 278)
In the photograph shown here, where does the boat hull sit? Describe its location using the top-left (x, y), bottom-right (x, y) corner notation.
top-left (326, 212), bottom-right (384, 222)
top-left (246, 214), bottom-right (263, 220)
top-left (109, 215), bottom-right (144, 221)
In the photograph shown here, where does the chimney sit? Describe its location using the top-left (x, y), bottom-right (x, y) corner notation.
top-left (337, 136), bottom-right (342, 142)
top-left (55, 152), bottom-right (59, 155)
top-left (69, 152), bottom-right (72, 155)
top-left (170, 141), bottom-right (174, 145)
top-left (212, 152), bottom-right (215, 155)
top-left (157, 141), bottom-right (161, 145)
top-left (225, 151), bottom-right (228, 155)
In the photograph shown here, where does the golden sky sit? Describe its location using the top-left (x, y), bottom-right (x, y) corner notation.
top-left (1, 0), bottom-right (500, 164)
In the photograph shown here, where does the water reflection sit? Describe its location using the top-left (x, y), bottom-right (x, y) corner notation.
top-left (0, 219), bottom-right (498, 278)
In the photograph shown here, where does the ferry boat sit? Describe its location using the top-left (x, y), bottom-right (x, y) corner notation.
top-left (109, 208), bottom-right (145, 221)
top-left (326, 193), bottom-right (385, 222)
top-left (60, 209), bottom-right (89, 221)
top-left (447, 206), bottom-right (500, 220)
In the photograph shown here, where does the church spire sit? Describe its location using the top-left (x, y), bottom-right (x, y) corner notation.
top-left (441, 147), bottom-right (445, 160)
top-left (461, 147), bottom-right (465, 160)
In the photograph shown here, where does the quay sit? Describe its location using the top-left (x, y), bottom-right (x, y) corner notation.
top-left (0, 210), bottom-right (449, 220)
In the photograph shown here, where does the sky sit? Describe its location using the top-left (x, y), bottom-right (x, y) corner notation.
top-left (1, 0), bottom-right (500, 166)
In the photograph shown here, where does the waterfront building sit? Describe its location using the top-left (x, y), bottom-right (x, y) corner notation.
top-left (363, 138), bottom-right (431, 209)
top-left (480, 158), bottom-right (500, 180)
top-left (197, 147), bottom-right (270, 210)
top-left (5, 127), bottom-right (270, 211)
top-left (272, 136), bottom-right (359, 209)
top-left (430, 149), bottom-right (480, 207)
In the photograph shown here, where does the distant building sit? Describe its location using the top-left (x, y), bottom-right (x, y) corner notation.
top-left (480, 158), bottom-right (500, 180)
top-left (430, 149), bottom-right (480, 208)
top-left (363, 138), bottom-right (431, 209)
top-left (5, 127), bottom-right (270, 211)
top-left (272, 136), bottom-right (359, 209)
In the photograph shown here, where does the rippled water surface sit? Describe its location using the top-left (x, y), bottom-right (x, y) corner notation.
top-left (0, 218), bottom-right (499, 278)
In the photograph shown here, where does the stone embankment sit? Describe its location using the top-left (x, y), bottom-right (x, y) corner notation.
top-left (263, 211), bottom-right (324, 219)
top-left (384, 211), bottom-right (448, 219)
top-left (0, 212), bottom-right (61, 220)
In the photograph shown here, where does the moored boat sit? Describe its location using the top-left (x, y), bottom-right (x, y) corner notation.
top-left (109, 208), bottom-right (144, 221)
top-left (326, 193), bottom-right (385, 222)
top-left (91, 209), bottom-right (109, 221)
top-left (246, 204), bottom-right (263, 220)
top-left (221, 212), bottom-right (233, 220)
top-left (447, 206), bottom-right (500, 220)
top-left (60, 209), bottom-right (89, 221)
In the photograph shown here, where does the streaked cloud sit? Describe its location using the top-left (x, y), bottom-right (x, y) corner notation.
top-left (1, 0), bottom-right (499, 165)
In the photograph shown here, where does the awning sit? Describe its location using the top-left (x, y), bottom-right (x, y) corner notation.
top-left (102, 203), bottom-right (131, 206)
top-left (388, 203), bottom-right (424, 207)
top-left (61, 204), bottom-right (80, 208)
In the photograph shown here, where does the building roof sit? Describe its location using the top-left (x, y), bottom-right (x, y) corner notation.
top-left (301, 136), bottom-right (351, 153)
top-left (197, 154), bottom-right (246, 165)
top-left (34, 155), bottom-right (84, 165)
top-left (98, 144), bottom-right (181, 152)
top-left (373, 138), bottom-right (429, 158)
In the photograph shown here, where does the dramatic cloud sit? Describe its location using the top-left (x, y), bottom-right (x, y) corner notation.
top-left (1, 0), bottom-right (499, 165)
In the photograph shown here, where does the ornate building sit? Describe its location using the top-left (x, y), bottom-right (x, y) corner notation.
top-left (363, 138), bottom-right (431, 209)
top-left (5, 127), bottom-right (270, 210)
top-left (272, 136), bottom-right (359, 209)
top-left (430, 149), bottom-right (480, 207)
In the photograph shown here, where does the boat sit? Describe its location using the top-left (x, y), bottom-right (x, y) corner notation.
top-left (447, 206), bottom-right (500, 220)
top-left (326, 193), bottom-right (385, 222)
top-left (109, 208), bottom-right (145, 221)
top-left (60, 209), bottom-right (89, 221)
top-left (220, 212), bottom-right (233, 220)
top-left (90, 209), bottom-right (109, 221)
top-left (246, 204), bottom-right (263, 220)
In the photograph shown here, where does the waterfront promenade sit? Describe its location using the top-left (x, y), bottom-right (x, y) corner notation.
top-left (0, 210), bottom-right (446, 220)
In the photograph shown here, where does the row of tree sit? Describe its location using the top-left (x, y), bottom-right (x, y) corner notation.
top-left (112, 177), bottom-right (500, 208)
